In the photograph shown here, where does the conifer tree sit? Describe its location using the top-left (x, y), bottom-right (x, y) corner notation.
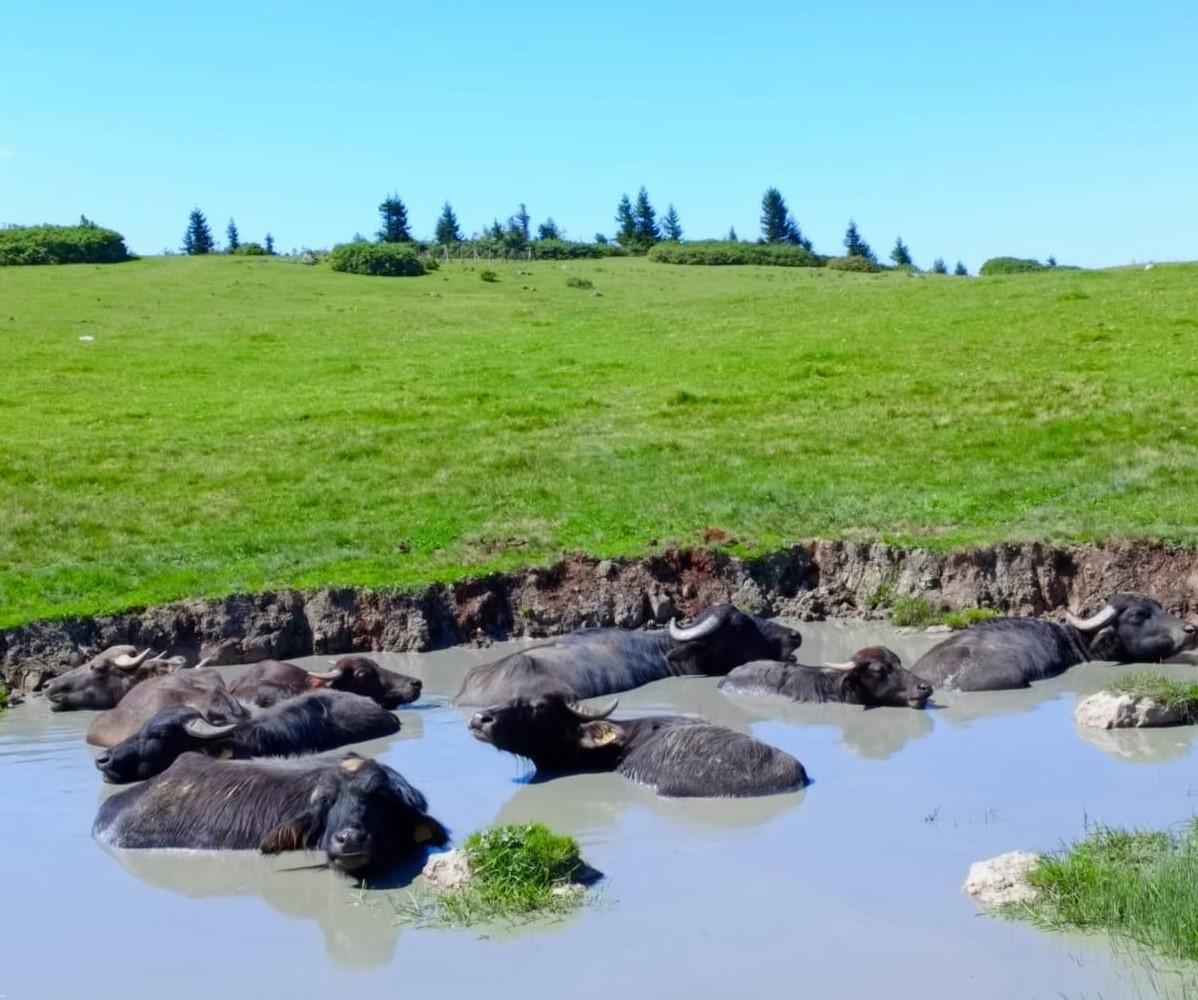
top-left (435, 202), bottom-right (462, 244)
top-left (226, 218), bottom-right (240, 251)
top-left (953, 260), bottom-right (968, 276)
top-left (182, 208), bottom-right (215, 255)
top-left (661, 204), bottom-right (683, 241)
top-left (509, 203), bottom-right (531, 244)
top-left (264, 233), bottom-right (275, 254)
top-left (536, 218), bottom-right (562, 240)
top-left (843, 220), bottom-right (877, 263)
top-left (377, 194), bottom-right (411, 242)
top-left (890, 236), bottom-right (913, 268)
top-left (760, 188), bottom-right (791, 244)
top-left (615, 194), bottom-right (637, 246)
top-left (727, 226), bottom-right (738, 242)
top-left (633, 187), bottom-right (659, 245)
top-left (931, 257), bottom-right (948, 274)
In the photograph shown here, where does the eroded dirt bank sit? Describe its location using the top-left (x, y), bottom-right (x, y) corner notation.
top-left (5, 539), bottom-right (1198, 689)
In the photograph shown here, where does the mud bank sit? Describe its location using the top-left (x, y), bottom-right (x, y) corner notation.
top-left (5, 538), bottom-right (1198, 689)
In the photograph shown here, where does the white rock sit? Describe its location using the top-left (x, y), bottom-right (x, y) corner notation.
top-left (963, 851), bottom-right (1041, 907)
top-left (1074, 690), bottom-right (1185, 730)
top-left (422, 849), bottom-right (470, 890)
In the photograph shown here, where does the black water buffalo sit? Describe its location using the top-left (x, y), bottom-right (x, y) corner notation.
top-left (719, 646), bottom-right (933, 708)
top-left (95, 690), bottom-right (401, 784)
top-left (455, 603), bottom-right (803, 706)
top-left (93, 752), bottom-right (448, 878)
top-left (87, 669), bottom-right (249, 747)
top-left (43, 647), bottom-right (187, 712)
top-left (913, 593), bottom-right (1198, 691)
top-left (231, 656), bottom-right (422, 709)
top-left (468, 693), bottom-right (808, 797)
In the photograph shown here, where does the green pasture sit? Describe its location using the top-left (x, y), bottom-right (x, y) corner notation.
top-left (1, 254), bottom-right (1196, 627)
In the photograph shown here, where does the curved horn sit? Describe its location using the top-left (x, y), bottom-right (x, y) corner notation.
top-left (1066, 604), bottom-right (1118, 632)
top-left (111, 648), bottom-right (153, 670)
top-left (823, 659), bottom-right (858, 671)
top-left (192, 656), bottom-right (213, 670)
top-left (182, 717), bottom-right (239, 740)
top-left (307, 667), bottom-right (342, 681)
top-left (568, 699), bottom-right (619, 721)
top-left (668, 611), bottom-right (722, 643)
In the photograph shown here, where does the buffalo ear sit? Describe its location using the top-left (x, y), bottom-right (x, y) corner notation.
top-left (579, 721), bottom-right (626, 750)
top-left (1088, 627), bottom-right (1123, 662)
top-left (259, 807), bottom-right (326, 854)
top-left (412, 818), bottom-right (450, 848)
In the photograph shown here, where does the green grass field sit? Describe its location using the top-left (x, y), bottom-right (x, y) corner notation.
top-left (2, 254), bottom-right (1197, 628)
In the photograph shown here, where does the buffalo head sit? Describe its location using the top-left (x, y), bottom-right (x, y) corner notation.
top-left (1067, 593), bottom-right (1197, 663)
top-left (824, 646), bottom-right (933, 708)
top-left (96, 706), bottom-right (240, 784)
top-left (469, 693), bottom-right (622, 772)
top-left (307, 656), bottom-right (422, 709)
top-left (259, 755), bottom-right (448, 877)
top-left (43, 647), bottom-right (182, 712)
top-left (666, 604), bottom-right (801, 675)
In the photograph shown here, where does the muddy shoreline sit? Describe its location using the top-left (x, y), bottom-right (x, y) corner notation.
top-left (5, 538), bottom-right (1198, 689)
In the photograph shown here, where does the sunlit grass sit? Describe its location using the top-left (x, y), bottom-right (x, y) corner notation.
top-left (2, 255), bottom-right (1197, 626)
top-left (1109, 672), bottom-right (1198, 721)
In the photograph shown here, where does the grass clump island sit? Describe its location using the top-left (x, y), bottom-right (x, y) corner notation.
top-left (1011, 822), bottom-right (1198, 963)
top-left (397, 823), bottom-right (591, 928)
top-left (1107, 672), bottom-right (1198, 722)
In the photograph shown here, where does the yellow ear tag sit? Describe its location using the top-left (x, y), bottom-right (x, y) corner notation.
top-left (582, 722), bottom-right (622, 748)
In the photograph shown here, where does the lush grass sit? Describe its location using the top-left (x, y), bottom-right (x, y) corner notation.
top-left (1109, 672), bottom-right (1198, 721)
top-left (0, 683), bottom-right (8, 712)
top-left (399, 823), bottom-right (586, 928)
top-left (2, 255), bottom-right (1198, 627)
top-left (890, 596), bottom-right (997, 629)
top-left (1015, 822), bottom-right (1198, 963)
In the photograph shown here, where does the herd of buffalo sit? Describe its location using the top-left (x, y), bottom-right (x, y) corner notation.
top-left (29, 591), bottom-right (1197, 882)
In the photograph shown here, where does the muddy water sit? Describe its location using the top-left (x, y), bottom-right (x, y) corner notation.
top-left (4, 621), bottom-right (1198, 999)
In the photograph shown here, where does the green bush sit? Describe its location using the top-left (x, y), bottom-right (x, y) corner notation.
top-left (565, 276), bottom-right (594, 290)
top-left (647, 241), bottom-right (821, 267)
top-left (328, 241), bottom-right (425, 277)
top-left (0, 683), bottom-right (8, 712)
top-left (230, 242), bottom-right (268, 256)
top-left (0, 224), bottom-right (131, 265)
top-left (530, 239), bottom-right (616, 260)
top-left (479, 269), bottom-right (498, 283)
top-left (940, 608), bottom-right (998, 629)
top-left (891, 595), bottom-right (939, 628)
top-left (979, 256), bottom-right (1049, 276)
top-left (826, 255), bottom-right (882, 273)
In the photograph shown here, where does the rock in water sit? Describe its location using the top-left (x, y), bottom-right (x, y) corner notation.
top-left (1074, 690), bottom-right (1185, 730)
top-left (963, 851), bottom-right (1041, 907)
top-left (422, 849), bottom-right (471, 890)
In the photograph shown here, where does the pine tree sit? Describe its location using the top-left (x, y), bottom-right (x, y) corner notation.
top-left (1047, 254), bottom-right (1058, 267)
top-left (633, 187), bottom-right (659, 245)
top-left (435, 202), bottom-right (462, 244)
top-left (594, 233), bottom-right (609, 245)
top-left (931, 257), bottom-right (948, 274)
top-left (226, 218), bottom-right (240, 251)
top-left (264, 233), bottom-right (275, 254)
top-left (182, 208), bottom-right (215, 255)
top-left (784, 212), bottom-right (812, 250)
top-left (661, 204), bottom-right (683, 242)
top-left (79, 214), bottom-right (96, 228)
top-left (890, 236), bottom-right (912, 268)
top-left (486, 219), bottom-right (505, 242)
top-left (537, 218), bottom-right (562, 240)
top-left (727, 226), bottom-right (738, 242)
top-left (760, 188), bottom-right (791, 244)
top-left (509, 203), bottom-right (531, 244)
top-left (843, 220), bottom-right (877, 263)
top-left (377, 194), bottom-right (411, 242)
top-left (615, 194), bottom-right (637, 246)
top-left (953, 261), bottom-right (968, 276)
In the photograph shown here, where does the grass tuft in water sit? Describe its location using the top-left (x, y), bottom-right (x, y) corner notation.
top-left (0, 683), bottom-right (8, 712)
top-left (891, 596), bottom-right (996, 630)
top-left (940, 607), bottom-right (999, 629)
top-left (1012, 821), bottom-right (1198, 962)
top-left (1107, 672), bottom-right (1198, 721)
top-left (397, 823), bottom-right (588, 929)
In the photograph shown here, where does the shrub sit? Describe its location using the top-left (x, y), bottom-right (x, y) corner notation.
top-left (479, 269), bottom-right (498, 283)
top-left (647, 241), bottom-right (821, 267)
top-left (230, 242), bottom-right (268, 256)
top-left (565, 276), bottom-right (593, 290)
top-left (328, 241), bottom-right (425, 277)
top-left (979, 256), bottom-right (1049, 276)
top-left (891, 595), bottom-right (939, 628)
top-left (0, 224), bottom-right (131, 265)
top-left (530, 239), bottom-right (614, 260)
top-left (826, 255), bottom-right (881, 273)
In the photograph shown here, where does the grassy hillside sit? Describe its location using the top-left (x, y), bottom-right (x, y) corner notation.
top-left (1, 254), bottom-right (1196, 627)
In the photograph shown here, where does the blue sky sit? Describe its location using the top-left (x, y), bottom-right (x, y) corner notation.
top-left (2, 1), bottom-right (1194, 269)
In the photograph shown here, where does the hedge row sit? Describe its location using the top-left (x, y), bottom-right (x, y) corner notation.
top-left (0, 224), bottom-right (131, 265)
top-left (328, 241), bottom-right (427, 276)
top-left (646, 241), bottom-right (822, 267)
top-left (979, 256), bottom-right (1049, 276)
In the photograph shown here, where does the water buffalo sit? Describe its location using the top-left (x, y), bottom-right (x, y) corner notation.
top-left (43, 647), bottom-right (184, 712)
top-left (95, 690), bottom-right (401, 784)
top-left (468, 693), bottom-right (808, 797)
top-left (231, 656), bottom-right (422, 709)
top-left (914, 593), bottom-right (1198, 691)
top-left (719, 646), bottom-right (933, 708)
top-left (87, 669), bottom-right (249, 747)
top-left (93, 752), bottom-right (448, 878)
top-left (455, 603), bottom-right (803, 706)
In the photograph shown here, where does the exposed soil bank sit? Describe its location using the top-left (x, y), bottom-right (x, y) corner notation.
top-left (6, 539), bottom-right (1198, 689)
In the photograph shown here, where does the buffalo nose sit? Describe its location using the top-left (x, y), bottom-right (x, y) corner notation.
top-left (471, 711), bottom-right (493, 728)
top-left (411, 679), bottom-right (423, 693)
top-left (917, 683), bottom-right (933, 696)
top-left (95, 752), bottom-right (111, 769)
top-left (1184, 624), bottom-right (1196, 634)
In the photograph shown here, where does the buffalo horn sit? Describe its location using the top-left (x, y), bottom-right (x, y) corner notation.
top-left (824, 659), bottom-right (858, 671)
top-left (182, 717), bottom-right (239, 740)
top-left (112, 648), bottom-right (153, 670)
top-left (192, 656), bottom-right (213, 670)
top-left (668, 612), bottom-right (722, 643)
top-left (307, 667), bottom-right (342, 681)
top-left (568, 699), bottom-right (619, 721)
top-left (1066, 604), bottom-right (1118, 632)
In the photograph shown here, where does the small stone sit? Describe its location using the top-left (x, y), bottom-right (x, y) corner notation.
top-left (596, 560), bottom-right (616, 579)
top-left (1074, 690), bottom-right (1185, 729)
top-left (648, 592), bottom-right (676, 624)
top-left (551, 883), bottom-right (586, 900)
top-left (924, 624), bottom-right (952, 634)
top-left (963, 851), bottom-right (1041, 907)
top-left (422, 849), bottom-right (471, 890)
top-left (681, 583), bottom-right (697, 600)
top-left (22, 669), bottom-right (44, 692)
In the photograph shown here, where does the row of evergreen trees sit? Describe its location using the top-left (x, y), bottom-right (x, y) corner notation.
top-left (180, 189), bottom-right (969, 273)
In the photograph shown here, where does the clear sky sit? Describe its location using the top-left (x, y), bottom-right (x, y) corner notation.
top-left (2, 1), bottom-right (1194, 269)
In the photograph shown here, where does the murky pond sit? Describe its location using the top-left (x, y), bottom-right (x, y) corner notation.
top-left (5, 621), bottom-right (1198, 999)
